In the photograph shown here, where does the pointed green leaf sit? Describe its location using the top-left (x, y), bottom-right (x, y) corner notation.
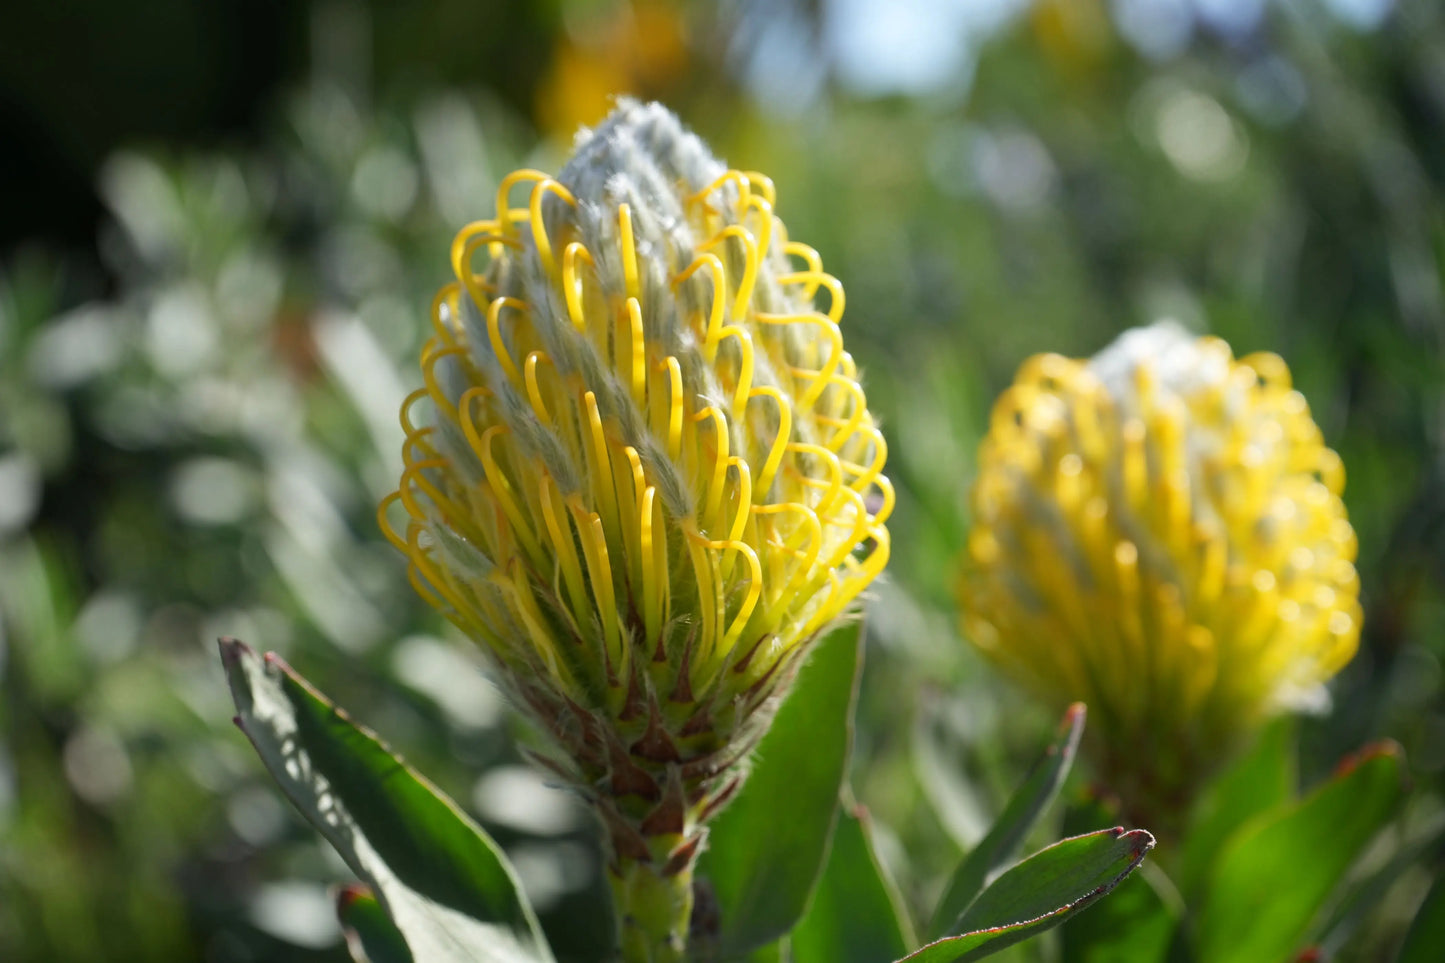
top-left (1059, 796), bottom-right (1181, 963)
top-left (337, 885), bottom-right (413, 963)
top-left (790, 804), bottom-right (915, 963)
top-left (1179, 717), bottom-right (1296, 899)
top-left (1196, 742), bottom-right (1405, 963)
top-left (698, 622), bottom-right (863, 956)
top-left (1395, 871), bottom-right (1445, 963)
top-left (1058, 868), bottom-right (1180, 963)
top-left (219, 637), bottom-right (553, 963)
top-left (901, 827), bottom-right (1155, 963)
top-left (928, 703), bottom-right (1087, 938)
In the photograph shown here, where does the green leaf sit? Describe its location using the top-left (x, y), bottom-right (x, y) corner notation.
top-left (745, 942), bottom-right (787, 963)
top-left (1178, 717), bottom-right (1296, 899)
top-left (1058, 867), bottom-right (1180, 963)
top-left (1195, 742), bottom-right (1405, 963)
top-left (912, 693), bottom-right (991, 851)
top-left (1059, 796), bottom-right (1181, 963)
top-left (337, 885), bottom-right (413, 963)
top-left (1314, 811), bottom-right (1445, 958)
top-left (219, 638), bottom-right (554, 963)
top-left (901, 827), bottom-right (1156, 963)
top-left (928, 703), bottom-right (1087, 938)
top-left (791, 804), bottom-right (915, 963)
top-left (697, 622), bottom-right (863, 957)
top-left (1395, 870), bottom-right (1445, 963)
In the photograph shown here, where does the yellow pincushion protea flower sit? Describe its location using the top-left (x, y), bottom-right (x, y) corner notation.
top-left (379, 101), bottom-right (890, 958)
top-left (960, 323), bottom-right (1359, 816)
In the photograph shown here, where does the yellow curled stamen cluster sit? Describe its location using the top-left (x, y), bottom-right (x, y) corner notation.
top-left (380, 105), bottom-right (890, 728)
top-left (961, 324), bottom-right (1359, 744)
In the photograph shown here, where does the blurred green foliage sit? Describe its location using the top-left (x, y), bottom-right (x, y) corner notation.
top-left (2, 0), bottom-right (1443, 960)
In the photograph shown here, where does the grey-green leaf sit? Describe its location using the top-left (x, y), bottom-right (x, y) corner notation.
top-left (1313, 811), bottom-right (1445, 958)
top-left (1195, 742), bottom-right (1404, 963)
top-left (1395, 870), bottom-right (1445, 963)
top-left (790, 804), bottom-right (915, 963)
top-left (901, 827), bottom-right (1155, 963)
top-left (928, 703), bottom-right (1086, 939)
top-left (697, 621), bottom-right (864, 957)
top-left (219, 637), bottom-right (554, 963)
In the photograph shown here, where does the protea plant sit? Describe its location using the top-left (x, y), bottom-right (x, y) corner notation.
top-left (378, 100), bottom-right (891, 959)
top-left (958, 323), bottom-right (1360, 825)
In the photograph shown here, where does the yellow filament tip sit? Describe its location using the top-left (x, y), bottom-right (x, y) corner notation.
top-left (618, 203), bottom-right (640, 301)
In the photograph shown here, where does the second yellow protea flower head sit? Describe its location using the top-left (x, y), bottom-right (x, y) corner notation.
top-left (960, 323), bottom-right (1359, 811)
top-left (380, 100), bottom-right (890, 907)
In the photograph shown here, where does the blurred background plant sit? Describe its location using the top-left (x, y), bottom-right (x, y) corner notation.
top-left (2, 0), bottom-right (1443, 961)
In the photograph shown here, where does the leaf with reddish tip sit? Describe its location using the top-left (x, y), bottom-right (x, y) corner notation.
top-left (900, 827), bottom-right (1156, 963)
top-left (928, 703), bottom-right (1088, 939)
top-left (337, 885), bottom-right (412, 963)
top-left (1196, 742), bottom-right (1405, 963)
top-left (1058, 795), bottom-right (1181, 963)
top-left (219, 637), bottom-right (553, 963)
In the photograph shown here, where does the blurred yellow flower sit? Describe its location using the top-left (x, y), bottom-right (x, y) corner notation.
top-left (380, 100), bottom-right (889, 956)
top-left (1030, 0), bottom-right (1112, 78)
top-left (535, 0), bottom-right (689, 137)
top-left (960, 324), bottom-right (1359, 810)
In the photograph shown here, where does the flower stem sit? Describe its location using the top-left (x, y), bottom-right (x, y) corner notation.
top-left (610, 857), bottom-right (693, 963)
